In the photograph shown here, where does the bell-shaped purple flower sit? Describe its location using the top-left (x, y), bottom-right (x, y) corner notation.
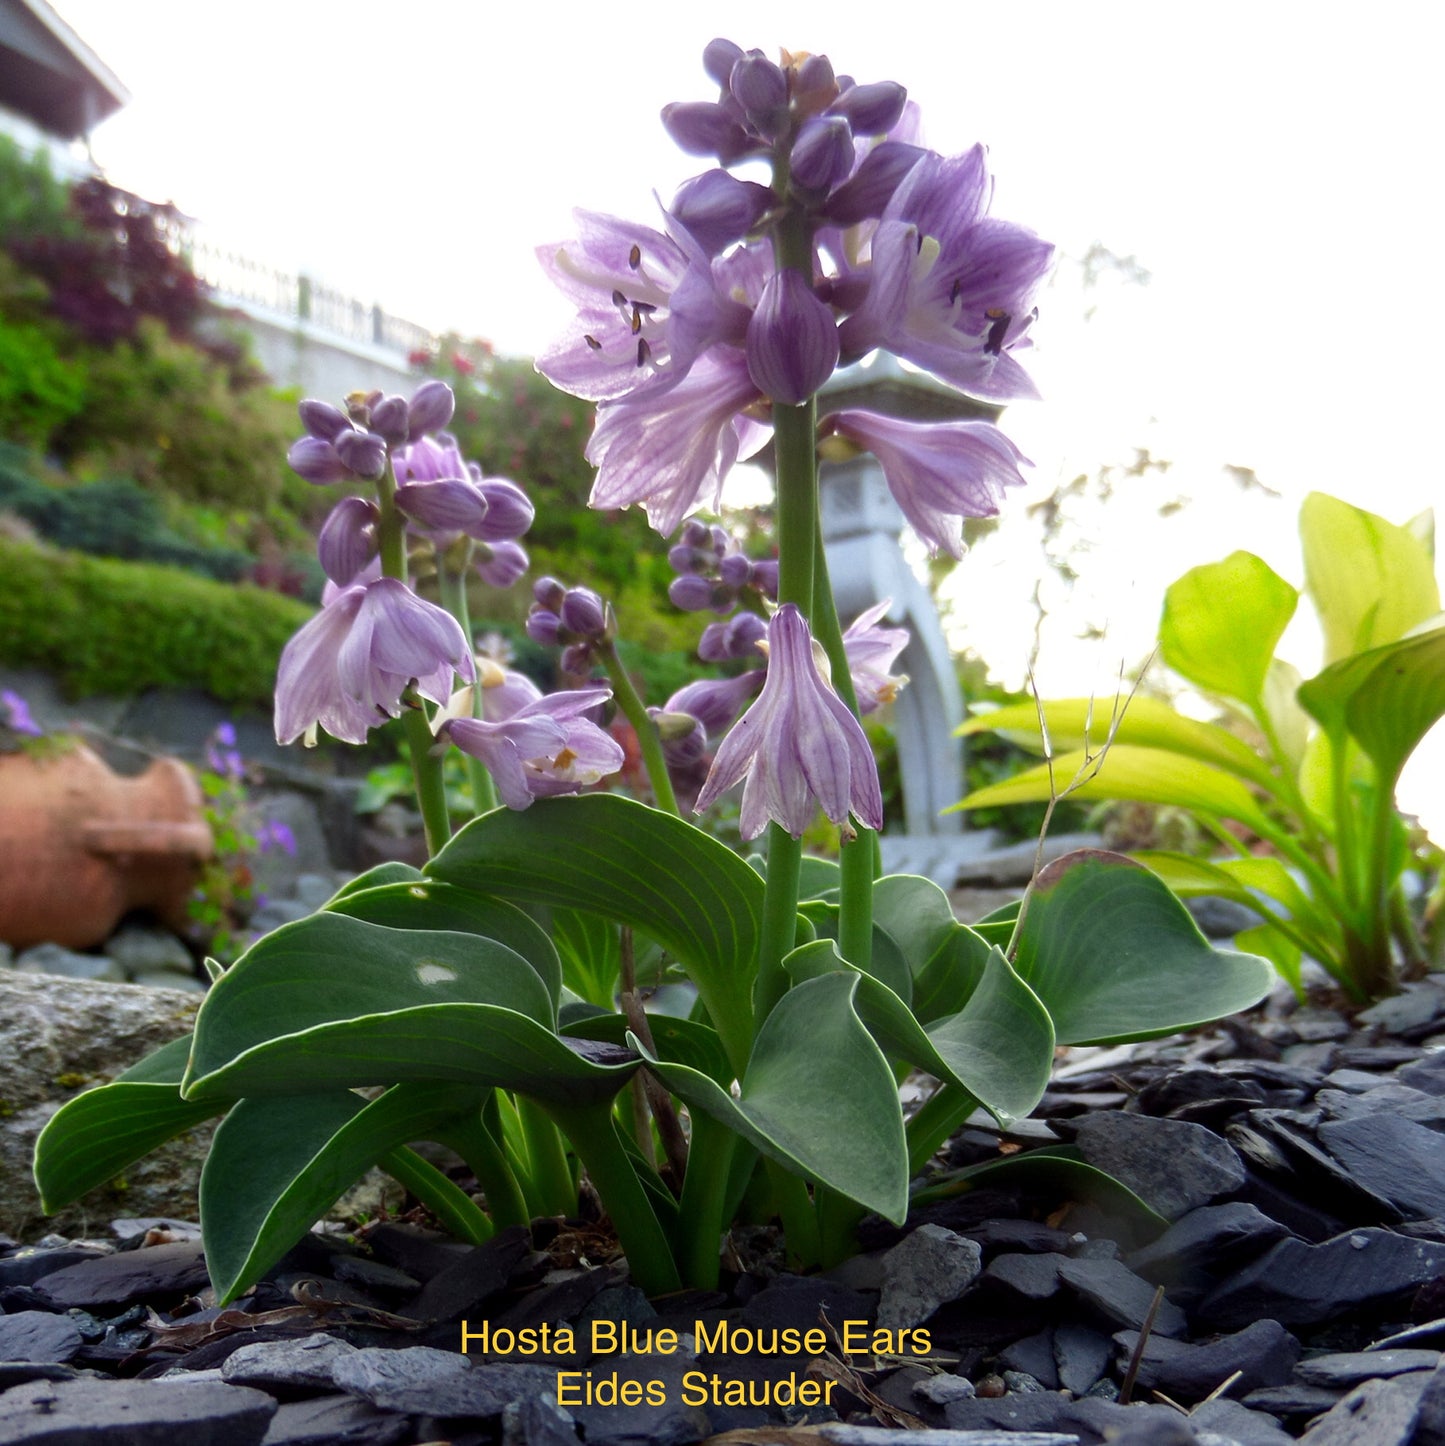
top-left (406, 379), bottom-right (456, 440)
top-left (586, 348), bottom-right (765, 535)
top-left (827, 409), bottom-right (1030, 558)
top-left (729, 53), bottom-right (789, 137)
top-left (474, 477), bottom-right (535, 541)
top-left (665, 671), bottom-right (763, 737)
top-left (559, 587), bottom-right (608, 639)
top-left (829, 80), bottom-right (908, 136)
top-left (821, 141), bottom-right (927, 226)
top-left (317, 496), bottom-right (380, 587)
top-left (443, 687), bottom-right (624, 810)
top-left (842, 600), bottom-right (910, 713)
top-left (694, 604), bottom-right (883, 840)
top-left (286, 436), bottom-right (354, 485)
top-left (702, 37), bottom-right (745, 87)
top-left (745, 270), bottom-right (840, 406)
top-left (275, 578), bottom-right (474, 746)
top-left (668, 575), bottom-right (731, 613)
top-left (660, 101), bottom-right (758, 164)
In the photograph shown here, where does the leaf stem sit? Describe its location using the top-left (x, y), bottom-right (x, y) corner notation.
top-left (598, 641), bottom-right (679, 816)
top-left (437, 559), bottom-right (499, 815)
top-left (381, 1146), bottom-right (493, 1245)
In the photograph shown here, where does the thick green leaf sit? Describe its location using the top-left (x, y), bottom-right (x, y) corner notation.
top-left (1159, 551), bottom-right (1298, 707)
top-left (871, 875), bottom-right (964, 979)
top-left (634, 972), bottom-right (908, 1223)
top-left (786, 940), bottom-right (1053, 1126)
top-left (1301, 492), bottom-right (1439, 662)
top-left (959, 696), bottom-right (1277, 790)
top-left (1013, 850), bottom-right (1272, 1044)
top-left (548, 908), bottom-right (621, 1009)
top-left (327, 880), bottom-right (562, 1013)
top-left (952, 745), bottom-right (1275, 834)
top-left (1298, 626), bottom-right (1445, 789)
top-left (564, 1011), bottom-right (733, 1088)
top-left (327, 861), bottom-right (424, 901)
top-left (201, 1082), bottom-right (485, 1302)
top-left (1235, 922), bottom-right (1304, 995)
top-left (34, 1035), bottom-right (226, 1213)
top-left (800, 900), bottom-right (913, 1003)
top-left (797, 856), bottom-right (842, 901)
top-left (428, 796), bottom-right (762, 1069)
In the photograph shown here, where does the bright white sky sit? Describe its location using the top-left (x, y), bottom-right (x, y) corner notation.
top-left (50, 0), bottom-right (1444, 826)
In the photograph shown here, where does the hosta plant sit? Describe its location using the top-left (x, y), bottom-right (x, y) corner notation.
top-left (35, 41), bottom-right (1271, 1301)
top-left (956, 492), bottom-right (1443, 1002)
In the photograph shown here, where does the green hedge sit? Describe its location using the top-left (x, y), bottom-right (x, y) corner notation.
top-left (0, 538), bottom-right (312, 705)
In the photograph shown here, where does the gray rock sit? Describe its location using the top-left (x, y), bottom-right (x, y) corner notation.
top-left (1242, 1383), bottom-right (1347, 1417)
top-left (35, 1240), bottom-right (210, 1309)
top-left (1068, 1112), bottom-right (1245, 1219)
top-left (1128, 1203), bottom-right (1292, 1300)
top-left (105, 925), bottom-right (194, 977)
top-left (944, 1389), bottom-right (1196, 1438)
top-left (1289, 1008), bottom-right (1353, 1043)
top-left (130, 971), bottom-right (207, 993)
top-left (878, 1224), bottom-right (983, 1328)
top-left (1056, 1257), bottom-right (1188, 1336)
top-left (1053, 1323), bottom-right (1112, 1396)
top-left (1198, 1229), bottom-right (1445, 1330)
top-left (502, 1393), bottom-right (581, 1446)
top-left (1294, 1349), bottom-right (1442, 1387)
top-left (826, 1430), bottom-right (1078, 1446)
top-left (1296, 1370), bottom-right (1436, 1445)
top-left (242, 791), bottom-right (334, 900)
top-left (330, 1346), bottom-right (555, 1417)
top-left (0, 972), bottom-right (207, 1238)
top-left (16, 943), bottom-right (125, 983)
top-left (1112, 1318), bottom-right (1300, 1401)
top-left (560, 1357), bottom-right (710, 1446)
top-left (249, 898), bottom-right (311, 933)
top-left (1357, 986), bottom-right (1445, 1035)
top-left (292, 873), bottom-right (340, 912)
top-left (0, 1376), bottom-right (276, 1445)
top-left (220, 1333), bottom-right (358, 1391)
top-left (1, 941), bottom-right (14, 969)
top-left (911, 1373), bottom-right (977, 1406)
top-left (980, 1251), bottom-right (1063, 1302)
top-left (1317, 1083), bottom-right (1445, 1130)
top-left (0, 1246), bottom-right (108, 1288)
top-left (0, 1310), bottom-right (84, 1364)
top-left (259, 1394), bottom-right (411, 1445)
top-left (1398, 1053), bottom-right (1445, 1097)
top-left (406, 1226), bottom-right (531, 1324)
top-left (1317, 1114), bottom-right (1445, 1219)
top-left (998, 1330), bottom-right (1058, 1389)
top-left (1189, 1396), bottom-right (1296, 1444)
top-left (1187, 896), bottom-right (1260, 938)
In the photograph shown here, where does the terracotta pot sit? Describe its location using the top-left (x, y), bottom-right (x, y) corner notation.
top-left (0, 743), bottom-right (214, 950)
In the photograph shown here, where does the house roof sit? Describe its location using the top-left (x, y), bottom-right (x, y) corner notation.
top-left (0, 0), bottom-right (128, 140)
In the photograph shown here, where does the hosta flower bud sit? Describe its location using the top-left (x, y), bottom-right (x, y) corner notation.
top-left (669, 543), bottom-right (707, 575)
top-left (745, 270), bottom-right (840, 405)
top-left (317, 496), bottom-right (380, 586)
top-left (332, 427), bottom-right (387, 480)
top-left (476, 540), bottom-right (528, 589)
top-left (298, 399), bottom-right (351, 441)
top-left (718, 552), bottom-right (752, 588)
top-left (287, 436), bottom-right (351, 485)
top-left (369, 393), bottom-right (409, 446)
top-left (793, 53), bottom-right (837, 113)
top-left (698, 610), bottom-right (767, 661)
top-left (475, 478), bottom-right (535, 541)
top-left (822, 141), bottom-right (926, 225)
top-left (730, 54), bottom-right (788, 133)
top-left (559, 587), bottom-right (607, 638)
top-left (526, 608), bottom-right (561, 646)
top-left (750, 559), bottom-right (779, 599)
top-left (668, 575), bottom-right (724, 613)
top-left (661, 101), bottom-right (754, 161)
top-left (670, 170), bottom-right (772, 255)
top-left (533, 576), bottom-right (566, 611)
top-left (560, 642), bottom-right (594, 675)
top-left (680, 519), bottom-right (713, 550)
top-left (702, 37), bottom-right (744, 87)
top-left (790, 116), bottom-right (855, 192)
top-left (830, 80), bottom-right (907, 135)
top-left (406, 378), bottom-right (455, 440)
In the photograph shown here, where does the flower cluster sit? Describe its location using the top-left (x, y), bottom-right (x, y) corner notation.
top-left (537, 41), bottom-right (1050, 553)
top-left (667, 519), bottom-right (778, 614)
top-left (525, 577), bottom-right (613, 675)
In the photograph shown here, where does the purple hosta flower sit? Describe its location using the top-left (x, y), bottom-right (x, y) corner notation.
top-left (255, 819), bottom-right (298, 857)
top-left (287, 398), bottom-right (388, 485)
top-left (275, 578), bottom-right (474, 747)
top-left (526, 581), bottom-right (612, 664)
top-left (745, 269), bottom-right (840, 406)
top-left (666, 671), bottom-right (764, 738)
top-left (668, 521), bottom-right (776, 613)
top-left (406, 379), bottom-right (456, 440)
top-left (322, 554), bottom-right (381, 608)
top-left (825, 409), bottom-right (1030, 559)
top-left (471, 477), bottom-right (534, 542)
top-left (1, 689), bottom-right (43, 738)
top-left (694, 604), bottom-right (883, 841)
top-left (536, 213), bottom-right (690, 403)
top-left (586, 348), bottom-right (766, 536)
top-left (442, 687), bottom-right (623, 811)
top-left (205, 723), bottom-right (244, 781)
top-left (317, 496), bottom-right (380, 587)
top-left (669, 170), bottom-right (773, 256)
top-left (790, 115), bottom-right (855, 193)
top-left (368, 393), bottom-right (409, 447)
top-left (843, 601), bottom-right (910, 713)
top-left (392, 438), bottom-right (533, 548)
top-left (838, 147), bottom-right (1054, 401)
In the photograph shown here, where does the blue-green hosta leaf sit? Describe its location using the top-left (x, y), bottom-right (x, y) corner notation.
top-left (785, 941), bottom-right (1053, 1126)
top-left (201, 1082), bottom-right (486, 1303)
top-left (34, 1035), bottom-right (227, 1213)
top-left (799, 900), bottom-right (912, 1003)
top-left (548, 908), bottom-right (621, 1010)
top-left (563, 1011), bottom-right (733, 1088)
top-left (1298, 625), bottom-right (1445, 790)
top-left (428, 796), bottom-right (764, 1068)
top-left (958, 696), bottom-right (1277, 791)
top-left (1013, 850), bottom-right (1273, 1045)
top-left (327, 880), bottom-right (562, 1014)
top-left (951, 746), bottom-right (1276, 835)
top-left (326, 861), bottom-right (424, 902)
top-left (1235, 923), bottom-right (1304, 995)
top-left (1160, 551), bottom-right (1299, 708)
top-left (1301, 492), bottom-right (1439, 663)
top-left (633, 972), bottom-right (908, 1223)
top-left (183, 914), bottom-right (633, 1107)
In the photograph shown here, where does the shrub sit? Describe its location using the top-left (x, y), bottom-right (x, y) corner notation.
top-left (0, 320), bottom-right (87, 448)
top-left (0, 536), bottom-right (311, 705)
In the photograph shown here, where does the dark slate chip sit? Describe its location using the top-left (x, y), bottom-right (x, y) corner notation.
top-left (1055, 1258), bottom-right (1188, 1337)
top-left (403, 1225), bottom-right (530, 1325)
top-left (0, 1376), bottom-right (276, 1446)
top-left (330, 1346), bottom-right (556, 1419)
top-left (1293, 1347), bottom-right (1442, 1386)
top-left (737, 1274), bottom-right (874, 1334)
top-left (1111, 1317), bottom-right (1300, 1401)
top-left (1067, 1112), bottom-right (1245, 1220)
top-left (1317, 1114), bottom-right (1445, 1221)
top-left (979, 1252), bottom-right (1063, 1303)
top-left (996, 1327), bottom-right (1058, 1389)
top-left (0, 1309), bottom-right (84, 1364)
top-left (258, 1393), bottom-right (413, 1445)
top-left (1127, 1202), bottom-right (1293, 1298)
top-left (0, 1249), bottom-right (109, 1290)
top-left (1197, 1228), bottom-right (1445, 1330)
top-left (1053, 1322), bottom-right (1112, 1396)
top-left (32, 1241), bottom-right (210, 1310)
top-left (1289, 1369), bottom-right (1438, 1446)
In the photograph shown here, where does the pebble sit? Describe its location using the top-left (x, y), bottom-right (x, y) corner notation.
top-left (32, 1240), bottom-right (211, 1310)
top-left (1294, 1369), bottom-right (1438, 1445)
top-left (218, 1332), bottom-right (357, 1391)
top-left (14, 943), bottom-right (125, 983)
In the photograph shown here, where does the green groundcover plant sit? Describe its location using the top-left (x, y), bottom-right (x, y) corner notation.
top-left (35, 42), bottom-right (1271, 1299)
top-left (956, 493), bottom-right (1443, 1003)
